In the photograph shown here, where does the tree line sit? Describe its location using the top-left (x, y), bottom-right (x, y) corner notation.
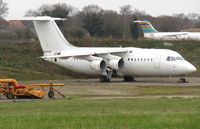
top-left (0, 1), bottom-right (200, 41)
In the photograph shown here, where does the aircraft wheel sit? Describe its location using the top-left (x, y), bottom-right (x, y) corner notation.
top-left (48, 91), bottom-right (55, 98)
top-left (179, 78), bottom-right (188, 83)
top-left (100, 76), bottom-right (110, 82)
top-left (6, 92), bottom-right (15, 99)
top-left (124, 76), bottom-right (135, 82)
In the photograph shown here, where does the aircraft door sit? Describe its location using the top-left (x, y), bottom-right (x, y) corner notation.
top-left (154, 55), bottom-right (161, 68)
top-left (172, 61), bottom-right (176, 74)
top-left (67, 57), bottom-right (73, 68)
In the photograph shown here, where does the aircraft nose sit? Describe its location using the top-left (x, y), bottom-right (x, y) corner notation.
top-left (187, 63), bottom-right (197, 73)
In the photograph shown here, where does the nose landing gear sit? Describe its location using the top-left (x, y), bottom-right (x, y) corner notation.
top-left (178, 77), bottom-right (188, 83)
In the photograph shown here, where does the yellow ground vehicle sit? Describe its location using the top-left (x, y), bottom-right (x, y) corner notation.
top-left (0, 79), bottom-right (65, 99)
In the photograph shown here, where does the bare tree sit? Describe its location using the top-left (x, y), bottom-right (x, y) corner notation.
top-left (187, 13), bottom-right (200, 21)
top-left (37, 4), bottom-right (52, 16)
top-left (0, 0), bottom-right (8, 18)
top-left (120, 5), bottom-right (133, 40)
top-left (21, 2), bottom-right (200, 40)
top-left (81, 5), bottom-right (104, 37)
top-left (82, 5), bottom-right (102, 14)
top-left (25, 9), bottom-right (39, 17)
top-left (103, 10), bottom-right (123, 38)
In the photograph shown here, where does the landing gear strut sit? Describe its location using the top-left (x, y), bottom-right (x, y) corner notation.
top-left (100, 68), bottom-right (112, 82)
top-left (124, 76), bottom-right (135, 82)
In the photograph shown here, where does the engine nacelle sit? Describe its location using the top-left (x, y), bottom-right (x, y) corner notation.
top-left (109, 58), bottom-right (124, 70)
top-left (90, 60), bottom-right (107, 71)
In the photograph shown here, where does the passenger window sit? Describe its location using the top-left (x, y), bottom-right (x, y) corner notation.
top-left (138, 58), bottom-right (139, 61)
top-left (134, 58), bottom-right (136, 61)
top-left (166, 56), bottom-right (170, 61)
top-left (131, 58), bottom-right (133, 61)
top-left (151, 58), bottom-right (153, 61)
top-left (144, 58), bottom-right (146, 61)
top-left (128, 58), bottom-right (130, 61)
top-left (141, 58), bottom-right (143, 61)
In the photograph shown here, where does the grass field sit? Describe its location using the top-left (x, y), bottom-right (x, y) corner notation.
top-left (0, 98), bottom-right (200, 129)
top-left (1, 81), bottom-right (200, 129)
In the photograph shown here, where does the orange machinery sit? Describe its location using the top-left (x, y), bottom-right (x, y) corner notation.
top-left (0, 79), bottom-right (65, 99)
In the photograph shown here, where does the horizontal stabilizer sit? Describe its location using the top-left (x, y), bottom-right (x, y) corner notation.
top-left (6, 16), bottom-right (66, 21)
top-left (134, 20), bottom-right (149, 23)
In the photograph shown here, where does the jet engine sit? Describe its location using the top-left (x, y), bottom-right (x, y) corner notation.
top-left (109, 58), bottom-right (124, 70)
top-left (99, 54), bottom-right (124, 70)
top-left (90, 60), bottom-right (107, 71)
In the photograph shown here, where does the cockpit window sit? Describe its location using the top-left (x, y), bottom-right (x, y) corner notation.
top-left (176, 57), bottom-right (183, 60)
top-left (166, 56), bottom-right (178, 61)
top-left (166, 56), bottom-right (175, 61)
top-left (167, 56), bottom-right (184, 62)
top-left (171, 57), bottom-right (176, 61)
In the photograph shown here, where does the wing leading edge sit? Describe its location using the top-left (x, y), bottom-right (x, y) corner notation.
top-left (42, 48), bottom-right (128, 60)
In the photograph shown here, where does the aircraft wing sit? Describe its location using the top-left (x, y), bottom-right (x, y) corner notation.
top-left (160, 32), bottom-right (189, 37)
top-left (42, 48), bottom-right (128, 59)
top-left (166, 34), bottom-right (188, 37)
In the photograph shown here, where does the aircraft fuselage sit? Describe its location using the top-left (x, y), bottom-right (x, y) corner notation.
top-left (45, 47), bottom-right (196, 77)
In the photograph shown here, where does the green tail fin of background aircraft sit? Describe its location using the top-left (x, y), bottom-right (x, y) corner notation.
top-left (135, 20), bottom-right (158, 33)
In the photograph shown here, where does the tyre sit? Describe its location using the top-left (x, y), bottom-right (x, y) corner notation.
top-left (48, 90), bottom-right (55, 98)
top-left (100, 76), bottom-right (110, 82)
top-left (124, 76), bottom-right (135, 82)
top-left (6, 92), bottom-right (15, 99)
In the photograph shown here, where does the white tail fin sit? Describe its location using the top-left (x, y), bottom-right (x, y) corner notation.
top-left (7, 16), bottom-right (74, 52)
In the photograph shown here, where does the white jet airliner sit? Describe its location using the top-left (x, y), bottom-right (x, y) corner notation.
top-left (8, 16), bottom-right (197, 82)
top-left (135, 20), bottom-right (200, 41)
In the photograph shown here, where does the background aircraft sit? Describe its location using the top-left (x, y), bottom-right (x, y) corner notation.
top-left (7, 16), bottom-right (197, 82)
top-left (135, 20), bottom-right (200, 41)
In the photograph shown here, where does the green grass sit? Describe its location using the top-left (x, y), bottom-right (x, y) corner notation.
top-left (0, 98), bottom-right (200, 129)
top-left (0, 41), bottom-right (72, 80)
top-left (136, 86), bottom-right (200, 96)
top-left (0, 66), bottom-right (69, 80)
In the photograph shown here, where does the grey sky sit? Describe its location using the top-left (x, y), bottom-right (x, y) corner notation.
top-left (4, 0), bottom-right (200, 17)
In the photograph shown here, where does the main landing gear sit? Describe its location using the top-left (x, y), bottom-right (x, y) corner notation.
top-left (100, 75), bottom-right (110, 82)
top-left (100, 68), bottom-right (136, 83)
top-left (100, 68), bottom-right (112, 82)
